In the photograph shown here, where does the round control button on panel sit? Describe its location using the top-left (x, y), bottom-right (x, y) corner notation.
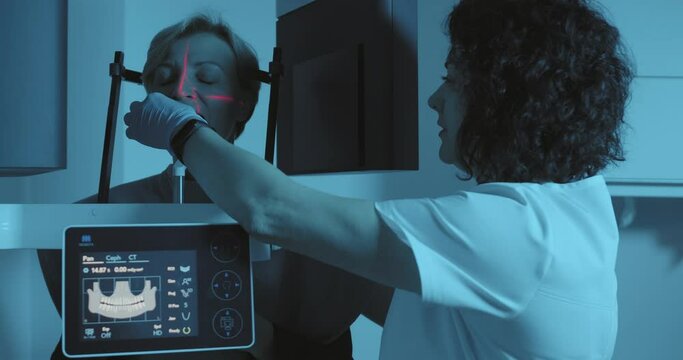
top-left (211, 270), bottom-right (242, 301)
top-left (212, 308), bottom-right (243, 339)
top-left (210, 239), bottom-right (240, 263)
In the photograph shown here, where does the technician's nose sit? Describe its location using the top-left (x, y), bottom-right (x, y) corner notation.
top-left (428, 87), bottom-right (442, 112)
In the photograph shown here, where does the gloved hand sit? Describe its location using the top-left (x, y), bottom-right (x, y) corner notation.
top-left (124, 92), bottom-right (207, 152)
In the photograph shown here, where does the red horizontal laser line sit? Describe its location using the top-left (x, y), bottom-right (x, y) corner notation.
top-left (206, 95), bottom-right (236, 103)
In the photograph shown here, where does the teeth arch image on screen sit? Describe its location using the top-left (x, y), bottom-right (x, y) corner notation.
top-left (87, 280), bottom-right (157, 319)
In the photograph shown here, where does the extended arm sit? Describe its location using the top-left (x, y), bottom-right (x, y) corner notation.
top-left (181, 126), bottom-right (421, 294)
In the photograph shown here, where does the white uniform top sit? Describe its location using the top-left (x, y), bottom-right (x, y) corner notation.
top-left (375, 175), bottom-right (619, 360)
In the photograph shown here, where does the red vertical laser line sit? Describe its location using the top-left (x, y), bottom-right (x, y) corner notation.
top-left (177, 42), bottom-right (190, 98)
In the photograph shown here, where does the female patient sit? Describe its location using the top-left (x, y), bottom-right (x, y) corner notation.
top-left (38, 14), bottom-right (370, 360)
top-left (126, 0), bottom-right (633, 359)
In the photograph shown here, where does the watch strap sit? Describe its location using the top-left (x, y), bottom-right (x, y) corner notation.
top-left (170, 119), bottom-right (209, 163)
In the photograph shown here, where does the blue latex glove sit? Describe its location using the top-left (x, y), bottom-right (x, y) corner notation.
top-left (124, 92), bottom-right (207, 152)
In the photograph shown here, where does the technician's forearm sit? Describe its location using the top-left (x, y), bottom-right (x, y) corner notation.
top-left (182, 129), bottom-right (375, 277)
top-left (181, 127), bottom-right (289, 237)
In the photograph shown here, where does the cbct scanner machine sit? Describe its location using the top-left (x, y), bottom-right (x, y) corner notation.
top-left (0, 46), bottom-right (282, 357)
top-left (1, 0), bottom-right (417, 357)
top-left (67, 49), bottom-right (278, 357)
top-left (73, 49), bottom-right (278, 357)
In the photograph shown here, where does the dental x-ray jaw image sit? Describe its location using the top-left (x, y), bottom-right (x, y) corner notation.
top-left (3, 0), bottom-right (683, 359)
top-left (87, 280), bottom-right (158, 319)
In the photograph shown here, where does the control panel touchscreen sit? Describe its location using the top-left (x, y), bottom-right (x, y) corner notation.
top-left (80, 250), bottom-right (198, 341)
top-left (63, 224), bottom-right (254, 358)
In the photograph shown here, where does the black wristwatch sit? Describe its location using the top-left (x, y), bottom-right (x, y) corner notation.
top-left (170, 119), bottom-right (209, 163)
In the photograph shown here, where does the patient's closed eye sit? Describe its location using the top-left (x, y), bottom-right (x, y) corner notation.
top-left (196, 65), bottom-right (221, 84)
top-left (197, 72), bottom-right (217, 84)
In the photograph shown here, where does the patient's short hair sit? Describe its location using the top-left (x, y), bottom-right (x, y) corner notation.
top-left (142, 14), bottom-right (261, 139)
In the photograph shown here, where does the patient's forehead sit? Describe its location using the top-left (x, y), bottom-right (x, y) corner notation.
top-left (165, 32), bottom-right (236, 70)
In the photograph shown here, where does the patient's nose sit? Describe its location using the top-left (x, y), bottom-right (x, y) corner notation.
top-left (171, 75), bottom-right (194, 100)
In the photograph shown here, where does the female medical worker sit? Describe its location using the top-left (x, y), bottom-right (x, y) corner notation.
top-left (125, 0), bottom-right (633, 358)
top-left (38, 14), bottom-right (368, 360)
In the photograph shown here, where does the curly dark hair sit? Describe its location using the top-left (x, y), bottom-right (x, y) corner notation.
top-left (447, 0), bottom-right (633, 183)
